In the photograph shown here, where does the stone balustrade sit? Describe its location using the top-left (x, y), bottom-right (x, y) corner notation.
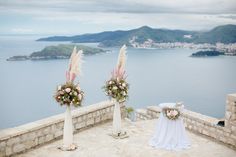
top-left (0, 101), bottom-right (126, 157)
top-left (135, 93), bottom-right (236, 149)
top-left (225, 94), bottom-right (236, 127)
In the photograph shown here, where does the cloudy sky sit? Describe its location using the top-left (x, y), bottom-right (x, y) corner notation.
top-left (0, 0), bottom-right (236, 35)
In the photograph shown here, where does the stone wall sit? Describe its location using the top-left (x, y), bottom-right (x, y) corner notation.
top-left (136, 94), bottom-right (236, 149)
top-left (0, 101), bottom-right (126, 157)
top-left (225, 94), bottom-right (236, 128)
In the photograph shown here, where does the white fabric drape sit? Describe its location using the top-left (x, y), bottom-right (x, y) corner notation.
top-left (112, 100), bottom-right (122, 135)
top-left (149, 103), bottom-right (191, 151)
top-left (63, 106), bottom-right (73, 147)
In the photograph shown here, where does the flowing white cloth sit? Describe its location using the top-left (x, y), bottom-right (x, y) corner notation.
top-left (63, 106), bottom-right (73, 147)
top-left (112, 100), bottom-right (122, 135)
top-left (149, 103), bottom-right (191, 151)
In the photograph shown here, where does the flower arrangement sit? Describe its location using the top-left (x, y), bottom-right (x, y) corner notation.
top-left (162, 107), bottom-right (181, 120)
top-left (103, 45), bottom-right (129, 103)
top-left (54, 47), bottom-right (84, 108)
top-left (54, 82), bottom-right (84, 107)
top-left (104, 78), bottom-right (129, 103)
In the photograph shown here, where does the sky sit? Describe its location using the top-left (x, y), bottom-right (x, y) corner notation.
top-left (0, 0), bottom-right (236, 35)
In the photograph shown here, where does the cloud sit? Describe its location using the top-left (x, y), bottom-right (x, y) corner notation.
top-left (0, 0), bottom-right (236, 14)
top-left (0, 0), bottom-right (236, 35)
top-left (218, 15), bottom-right (236, 20)
top-left (11, 28), bottom-right (34, 34)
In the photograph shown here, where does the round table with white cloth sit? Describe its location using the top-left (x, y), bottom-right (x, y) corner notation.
top-left (149, 103), bottom-right (191, 151)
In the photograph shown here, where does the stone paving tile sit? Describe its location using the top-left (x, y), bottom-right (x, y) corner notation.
top-left (18, 119), bottom-right (236, 157)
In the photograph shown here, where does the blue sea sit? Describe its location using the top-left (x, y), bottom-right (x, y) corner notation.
top-left (0, 35), bottom-right (236, 129)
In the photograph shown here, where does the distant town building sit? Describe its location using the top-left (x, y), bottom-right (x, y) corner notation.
top-left (128, 36), bottom-right (236, 55)
top-left (183, 35), bottom-right (192, 39)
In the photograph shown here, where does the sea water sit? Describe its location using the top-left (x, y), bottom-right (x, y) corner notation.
top-left (0, 35), bottom-right (236, 129)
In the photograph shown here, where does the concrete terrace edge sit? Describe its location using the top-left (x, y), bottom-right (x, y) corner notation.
top-left (0, 100), bottom-right (126, 157)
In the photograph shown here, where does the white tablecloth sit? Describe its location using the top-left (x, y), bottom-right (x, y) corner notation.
top-left (149, 103), bottom-right (191, 151)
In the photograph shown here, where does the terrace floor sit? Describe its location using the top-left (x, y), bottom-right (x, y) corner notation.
top-left (19, 119), bottom-right (236, 157)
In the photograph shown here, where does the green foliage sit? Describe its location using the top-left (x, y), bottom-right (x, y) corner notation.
top-left (192, 24), bottom-right (236, 44)
top-left (126, 107), bottom-right (134, 114)
top-left (30, 44), bottom-right (106, 58)
top-left (191, 50), bottom-right (224, 57)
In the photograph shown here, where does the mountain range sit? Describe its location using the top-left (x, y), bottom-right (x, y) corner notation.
top-left (37, 24), bottom-right (236, 47)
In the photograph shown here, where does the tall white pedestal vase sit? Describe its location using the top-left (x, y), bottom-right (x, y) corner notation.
top-left (112, 100), bottom-right (121, 135)
top-left (59, 106), bottom-right (77, 151)
top-left (111, 100), bottom-right (128, 139)
top-left (62, 105), bottom-right (74, 149)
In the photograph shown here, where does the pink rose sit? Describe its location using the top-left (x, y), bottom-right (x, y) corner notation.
top-left (173, 110), bottom-right (178, 116)
top-left (65, 88), bottom-right (71, 93)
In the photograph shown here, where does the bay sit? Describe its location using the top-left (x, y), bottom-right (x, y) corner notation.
top-left (0, 35), bottom-right (236, 129)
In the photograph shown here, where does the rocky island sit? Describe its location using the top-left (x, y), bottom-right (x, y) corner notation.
top-left (191, 50), bottom-right (224, 57)
top-left (7, 44), bottom-right (107, 61)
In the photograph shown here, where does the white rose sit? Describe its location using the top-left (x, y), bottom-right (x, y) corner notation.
top-left (57, 85), bottom-right (61, 90)
top-left (78, 94), bottom-right (82, 100)
top-left (76, 85), bottom-right (81, 91)
top-left (74, 91), bottom-right (77, 95)
top-left (122, 83), bottom-right (126, 87)
top-left (167, 112), bottom-right (171, 116)
top-left (109, 81), bottom-right (113, 85)
top-left (122, 91), bottom-right (126, 95)
top-left (65, 88), bottom-right (71, 93)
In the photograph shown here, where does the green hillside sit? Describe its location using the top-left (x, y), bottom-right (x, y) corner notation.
top-left (30, 44), bottom-right (105, 58)
top-left (37, 25), bottom-right (236, 47)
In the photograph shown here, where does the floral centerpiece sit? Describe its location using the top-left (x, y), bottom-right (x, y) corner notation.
top-left (55, 82), bottom-right (84, 107)
top-left (162, 107), bottom-right (181, 120)
top-left (103, 45), bottom-right (129, 138)
top-left (54, 46), bottom-right (84, 151)
top-left (104, 78), bottom-right (129, 103)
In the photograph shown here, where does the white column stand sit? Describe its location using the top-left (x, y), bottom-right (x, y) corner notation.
top-left (112, 100), bottom-right (122, 135)
top-left (111, 99), bottom-right (128, 139)
top-left (59, 105), bottom-right (77, 151)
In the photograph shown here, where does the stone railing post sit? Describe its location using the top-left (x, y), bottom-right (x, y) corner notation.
top-left (225, 93), bottom-right (236, 127)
